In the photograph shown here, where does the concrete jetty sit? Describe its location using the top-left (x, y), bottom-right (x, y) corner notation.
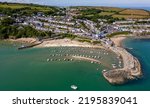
top-left (103, 46), bottom-right (142, 85)
top-left (18, 41), bottom-right (42, 50)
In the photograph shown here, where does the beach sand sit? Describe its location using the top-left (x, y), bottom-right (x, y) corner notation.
top-left (111, 37), bottom-right (127, 47)
top-left (9, 38), bottom-right (37, 44)
top-left (36, 38), bottom-right (103, 48)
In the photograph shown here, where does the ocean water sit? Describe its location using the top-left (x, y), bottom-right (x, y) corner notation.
top-left (144, 7), bottom-right (150, 11)
top-left (138, 7), bottom-right (150, 11)
top-left (0, 41), bottom-right (120, 91)
top-left (121, 38), bottom-right (150, 91)
top-left (121, 7), bottom-right (150, 11)
top-left (0, 38), bottom-right (150, 91)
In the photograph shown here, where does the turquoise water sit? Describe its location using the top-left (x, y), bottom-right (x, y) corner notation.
top-left (0, 41), bottom-right (120, 91)
top-left (121, 38), bottom-right (150, 91)
top-left (0, 38), bottom-right (150, 91)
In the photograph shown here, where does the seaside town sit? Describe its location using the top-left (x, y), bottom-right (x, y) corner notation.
top-left (0, 3), bottom-right (150, 44)
top-left (0, 2), bottom-right (148, 85)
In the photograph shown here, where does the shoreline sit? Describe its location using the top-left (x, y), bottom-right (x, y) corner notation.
top-left (6, 36), bottom-right (143, 85)
top-left (103, 36), bottom-right (142, 84)
top-left (35, 38), bottom-right (104, 49)
top-left (111, 36), bottom-right (127, 47)
top-left (111, 35), bottom-right (150, 47)
top-left (7, 38), bottom-right (38, 44)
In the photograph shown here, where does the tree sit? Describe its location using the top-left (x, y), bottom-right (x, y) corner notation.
top-left (1, 18), bottom-right (15, 26)
top-left (0, 26), bottom-right (9, 39)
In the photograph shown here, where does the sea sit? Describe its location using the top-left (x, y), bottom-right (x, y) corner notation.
top-left (0, 38), bottom-right (150, 91)
top-left (120, 7), bottom-right (150, 11)
top-left (141, 7), bottom-right (150, 11)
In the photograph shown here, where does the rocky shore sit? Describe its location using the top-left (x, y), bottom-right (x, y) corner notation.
top-left (103, 42), bottom-right (142, 85)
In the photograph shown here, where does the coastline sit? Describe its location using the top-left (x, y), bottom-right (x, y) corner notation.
top-left (103, 36), bottom-right (142, 84)
top-left (36, 38), bottom-right (104, 49)
top-left (111, 35), bottom-right (150, 47)
top-left (8, 38), bottom-right (38, 44)
top-left (6, 36), bottom-right (143, 85)
top-left (111, 36), bottom-right (127, 47)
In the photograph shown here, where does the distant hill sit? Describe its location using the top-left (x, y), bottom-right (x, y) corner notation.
top-left (0, 2), bottom-right (59, 16)
top-left (71, 6), bottom-right (150, 19)
top-left (0, 2), bottom-right (150, 19)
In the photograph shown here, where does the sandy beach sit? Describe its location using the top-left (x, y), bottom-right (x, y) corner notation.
top-left (6, 36), bottom-right (142, 85)
top-left (8, 38), bottom-right (37, 44)
top-left (36, 38), bottom-right (104, 48)
top-left (111, 37), bottom-right (127, 47)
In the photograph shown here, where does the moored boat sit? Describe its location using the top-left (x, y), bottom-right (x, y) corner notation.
top-left (71, 85), bottom-right (78, 90)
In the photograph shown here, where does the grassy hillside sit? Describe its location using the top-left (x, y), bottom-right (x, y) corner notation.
top-left (112, 14), bottom-right (149, 19)
top-left (0, 3), bottom-right (55, 11)
top-left (0, 2), bottom-right (59, 16)
top-left (119, 9), bottom-right (150, 16)
top-left (72, 6), bottom-right (150, 19)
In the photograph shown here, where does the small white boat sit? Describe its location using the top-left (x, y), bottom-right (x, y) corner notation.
top-left (47, 58), bottom-right (50, 62)
top-left (102, 69), bottom-right (106, 72)
top-left (112, 64), bottom-right (117, 68)
top-left (21, 45), bottom-right (25, 48)
top-left (128, 47), bottom-right (133, 50)
top-left (71, 85), bottom-right (78, 90)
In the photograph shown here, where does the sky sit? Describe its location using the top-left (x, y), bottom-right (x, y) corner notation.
top-left (0, 0), bottom-right (150, 7)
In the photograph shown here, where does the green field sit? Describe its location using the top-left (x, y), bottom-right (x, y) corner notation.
top-left (1, 2), bottom-right (150, 19)
top-left (99, 12), bottom-right (114, 16)
top-left (0, 3), bottom-right (55, 11)
top-left (107, 31), bottom-right (131, 37)
top-left (0, 2), bottom-right (59, 16)
top-left (72, 6), bottom-right (150, 20)
top-left (112, 14), bottom-right (149, 19)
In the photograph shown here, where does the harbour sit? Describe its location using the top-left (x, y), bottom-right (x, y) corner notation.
top-left (0, 41), bottom-right (121, 91)
top-left (1, 37), bottom-right (150, 90)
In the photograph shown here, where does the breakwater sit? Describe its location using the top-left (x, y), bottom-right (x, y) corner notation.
top-left (103, 46), bottom-right (142, 84)
top-left (18, 41), bottom-right (42, 50)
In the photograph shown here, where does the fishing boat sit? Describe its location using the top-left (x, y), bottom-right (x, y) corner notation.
top-left (71, 85), bottom-right (78, 90)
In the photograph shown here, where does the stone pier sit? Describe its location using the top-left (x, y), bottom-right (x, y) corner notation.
top-left (103, 46), bottom-right (142, 84)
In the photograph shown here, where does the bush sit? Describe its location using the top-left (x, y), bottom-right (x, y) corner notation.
top-left (107, 31), bottom-right (131, 37)
top-left (1, 17), bottom-right (15, 26)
